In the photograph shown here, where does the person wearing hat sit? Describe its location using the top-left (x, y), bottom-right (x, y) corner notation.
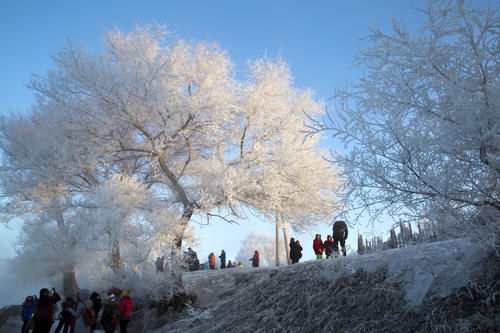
top-left (332, 220), bottom-right (349, 257)
top-left (119, 290), bottom-right (133, 333)
top-left (101, 294), bottom-right (120, 333)
top-left (70, 289), bottom-right (93, 333)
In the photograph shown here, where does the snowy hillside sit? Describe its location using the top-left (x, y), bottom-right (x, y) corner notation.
top-left (139, 238), bottom-right (497, 332)
top-left (1, 238), bottom-right (497, 332)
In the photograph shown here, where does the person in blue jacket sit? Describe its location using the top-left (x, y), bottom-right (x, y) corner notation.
top-left (21, 295), bottom-right (36, 333)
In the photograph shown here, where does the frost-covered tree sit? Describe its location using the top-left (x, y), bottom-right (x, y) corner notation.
top-left (308, 0), bottom-right (499, 235)
top-left (0, 107), bottom-right (149, 294)
top-left (228, 58), bottom-right (337, 226)
top-left (0, 109), bottom-right (99, 296)
top-left (26, 25), bottom-right (338, 249)
top-left (2, 24), bottom-right (339, 295)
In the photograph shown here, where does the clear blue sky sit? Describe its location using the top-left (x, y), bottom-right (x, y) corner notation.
top-left (0, 0), bottom-right (495, 304)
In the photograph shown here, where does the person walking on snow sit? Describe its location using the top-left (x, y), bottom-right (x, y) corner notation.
top-left (219, 250), bottom-right (226, 269)
top-left (324, 235), bottom-right (334, 258)
top-left (250, 250), bottom-right (259, 267)
top-left (333, 220), bottom-right (348, 257)
top-left (289, 238), bottom-right (303, 264)
top-left (313, 234), bottom-right (325, 259)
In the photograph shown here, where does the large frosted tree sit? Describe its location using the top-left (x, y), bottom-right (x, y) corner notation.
top-left (1, 24), bottom-right (338, 291)
top-left (308, 0), bottom-right (499, 236)
top-left (26, 25), bottom-right (336, 249)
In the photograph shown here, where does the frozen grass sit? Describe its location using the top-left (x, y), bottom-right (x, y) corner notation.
top-left (140, 239), bottom-right (496, 332)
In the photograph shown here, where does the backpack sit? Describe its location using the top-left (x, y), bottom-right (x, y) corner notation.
top-left (81, 302), bottom-right (96, 326)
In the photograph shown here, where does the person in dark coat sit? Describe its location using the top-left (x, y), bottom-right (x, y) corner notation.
top-left (249, 250), bottom-right (259, 267)
top-left (333, 220), bottom-right (348, 256)
top-left (219, 250), bottom-right (226, 269)
top-left (90, 292), bottom-right (102, 333)
top-left (313, 234), bottom-right (325, 259)
top-left (21, 295), bottom-right (36, 333)
top-left (34, 288), bottom-right (61, 333)
top-left (227, 260), bottom-right (233, 268)
top-left (324, 235), bottom-right (334, 258)
top-left (187, 248), bottom-right (200, 271)
top-left (53, 296), bottom-right (75, 333)
top-left (155, 256), bottom-right (164, 272)
top-left (100, 294), bottom-right (120, 333)
top-left (289, 238), bottom-right (303, 264)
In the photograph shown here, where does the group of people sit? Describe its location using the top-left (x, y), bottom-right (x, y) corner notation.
top-left (153, 221), bottom-right (347, 273)
top-left (289, 220), bottom-right (349, 264)
top-left (313, 220), bottom-right (349, 259)
top-left (21, 287), bottom-right (133, 333)
top-left (207, 250), bottom-right (245, 270)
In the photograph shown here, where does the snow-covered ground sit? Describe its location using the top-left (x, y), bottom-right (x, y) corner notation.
top-left (145, 238), bottom-right (494, 332)
top-left (1, 238), bottom-right (495, 332)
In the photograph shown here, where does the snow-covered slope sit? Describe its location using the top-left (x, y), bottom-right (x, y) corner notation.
top-left (146, 238), bottom-right (496, 332)
top-left (1, 238), bottom-right (496, 332)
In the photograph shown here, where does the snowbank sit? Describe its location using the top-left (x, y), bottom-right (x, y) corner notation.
top-left (149, 238), bottom-right (493, 332)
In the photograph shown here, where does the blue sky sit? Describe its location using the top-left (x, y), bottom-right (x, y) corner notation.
top-left (0, 0), bottom-right (496, 304)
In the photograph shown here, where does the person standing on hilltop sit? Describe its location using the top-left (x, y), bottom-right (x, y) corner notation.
top-left (324, 235), bottom-right (334, 259)
top-left (289, 238), bottom-right (303, 264)
top-left (219, 250), bottom-right (226, 269)
top-left (208, 253), bottom-right (216, 269)
top-left (250, 250), bottom-right (259, 267)
top-left (313, 234), bottom-right (325, 259)
top-left (332, 220), bottom-right (348, 257)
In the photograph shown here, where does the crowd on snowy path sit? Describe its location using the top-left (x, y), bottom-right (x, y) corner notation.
top-left (20, 287), bottom-right (133, 333)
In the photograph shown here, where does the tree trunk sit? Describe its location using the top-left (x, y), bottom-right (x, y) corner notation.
top-left (62, 268), bottom-right (78, 298)
top-left (157, 154), bottom-right (193, 250)
top-left (111, 239), bottom-right (121, 274)
top-left (174, 205), bottom-right (194, 249)
top-left (281, 214), bottom-right (290, 265)
top-left (275, 212), bottom-right (280, 267)
top-left (53, 207), bottom-right (78, 297)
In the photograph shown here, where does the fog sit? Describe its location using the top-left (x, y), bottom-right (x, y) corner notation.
top-left (0, 223), bottom-right (46, 308)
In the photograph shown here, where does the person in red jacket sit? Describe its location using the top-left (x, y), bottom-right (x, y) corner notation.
top-left (313, 234), bottom-right (325, 259)
top-left (249, 250), bottom-right (259, 267)
top-left (119, 290), bottom-right (133, 333)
